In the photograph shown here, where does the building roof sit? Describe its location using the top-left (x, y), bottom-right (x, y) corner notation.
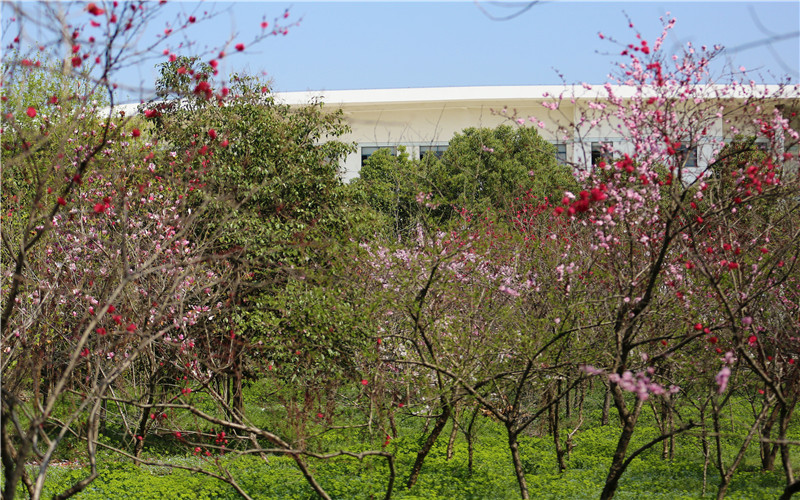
top-left (273, 84), bottom-right (798, 107)
top-left (107, 84), bottom-right (798, 117)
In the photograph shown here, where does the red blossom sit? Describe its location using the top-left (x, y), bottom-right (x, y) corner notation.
top-left (26, 107), bottom-right (36, 118)
top-left (96, 327), bottom-right (107, 336)
top-left (207, 129), bottom-right (217, 140)
top-left (126, 323), bottom-right (136, 332)
top-left (193, 80), bottom-right (213, 100)
top-left (57, 197), bottom-right (66, 206)
top-left (131, 128), bottom-right (140, 137)
top-left (93, 202), bottom-right (106, 214)
top-left (86, 2), bottom-right (105, 15)
top-left (235, 43), bottom-right (245, 51)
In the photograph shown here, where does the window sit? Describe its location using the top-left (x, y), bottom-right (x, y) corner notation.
top-left (553, 143), bottom-right (567, 165)
top-left (361, 145), bottom-right (397, 167)
top-left (591, 142), bottom-right (612, 165)
top-left (678, 144), bottom-right (698, 169)
top-left (419, 144), bottom-right (448, 159)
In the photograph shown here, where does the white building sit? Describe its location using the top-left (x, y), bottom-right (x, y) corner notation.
top-left (275, 85), bottom-right (799, 182)
top-left (115, 85), bottom-right (798, 181)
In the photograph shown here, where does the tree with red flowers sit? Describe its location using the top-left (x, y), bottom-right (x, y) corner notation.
top-left (534, 16), bottom-right (800, 500)
top-left (0, 2), bottom-right (321, 499)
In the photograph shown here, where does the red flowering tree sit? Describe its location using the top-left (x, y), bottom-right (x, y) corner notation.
top-left (353, 15), bottom-right (799, 500)
top-left (0, 2), bottom-right (322, 498)
top-left (534, 16), bottom-right (800, 500)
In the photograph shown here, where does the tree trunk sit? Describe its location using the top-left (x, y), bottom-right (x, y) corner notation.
top-left (232, 360), bottom-right (244, 422)
top-left (549, 393), bottom-right (566, 472)
top-left (600, 416), bottom-right (637, 500)
top-left (779, 400), bottom-right (797, 492)
top-left (446, 405), bottom-right (460, 461)
top-left (508, 430), bottom-right (529, 500)
top-left (2, 409), bottom-right (34, 500)
top-left (465, 404), bottom-right (480, 476)
top-left (600, 384), bottom-right (643, 500)
top-left (32, 351), bottom-right (43, 409)
top-left (134, 372), bottom-right (160, 461)
top-left (761, 404), bottom-right (780, 471)
top-left (601, 386), bottom-right (611, 426)
top-left (405, 404), bottom-right (451, 489)
top-left (779, 480), bottom-right (800, 500)
top-left (716, 400), bottom-right (773, 500)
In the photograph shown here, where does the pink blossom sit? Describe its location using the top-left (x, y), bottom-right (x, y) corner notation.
top-left (716, 366), bottom-right (731, 393)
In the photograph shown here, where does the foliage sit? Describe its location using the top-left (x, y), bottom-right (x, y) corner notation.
top-left (426, 125), bottom-right (577, 215)
top-left (144, 65), bottom-right (355, 267)
top-left (349, 146), bottom-right (427, 238)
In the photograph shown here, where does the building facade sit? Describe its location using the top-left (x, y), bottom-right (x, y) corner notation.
top-left (275, 85), bottom-right (799, 182)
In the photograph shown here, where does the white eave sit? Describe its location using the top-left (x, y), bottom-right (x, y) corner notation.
top-left (272, 84), bottom-right (798, 107)
top-left (107, 84), bottom-right (799, 116)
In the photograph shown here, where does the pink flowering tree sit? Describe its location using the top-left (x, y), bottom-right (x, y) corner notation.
top-left (533, 15), bottom-right (800, 500)
top-left (355, 194), bottom-right (608, 497)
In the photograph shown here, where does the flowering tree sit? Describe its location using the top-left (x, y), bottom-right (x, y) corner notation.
top-left (353, 14), bottom-right (799, 500)
top-left (533, 16), bottom-right (800, 500)
top-left (0, 2), bottom-right (319, 498)
top-left (3, 4), bottom-right (799, 500)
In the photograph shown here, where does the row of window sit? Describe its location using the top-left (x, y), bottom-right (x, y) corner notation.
top-left (360, 140), bottom-right (782, 169)
top-left (360, 143), bottom-right (567, 167)
top-left (589, 142), bottom-right (699, 168)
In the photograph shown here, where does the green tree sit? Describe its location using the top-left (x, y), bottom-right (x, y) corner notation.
top-left (427, 125), bottom-right (576, 215)
top-left (144, 63), bottom-right (355, 268)
top-left (348, 146), bottom-right (428, 238)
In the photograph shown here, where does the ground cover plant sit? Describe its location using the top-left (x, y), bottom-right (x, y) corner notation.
top-left (2, 2), bottom-right (800, 500)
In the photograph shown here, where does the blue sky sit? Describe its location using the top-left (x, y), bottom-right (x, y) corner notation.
top-left (5, 1), bottom-right (799, 103)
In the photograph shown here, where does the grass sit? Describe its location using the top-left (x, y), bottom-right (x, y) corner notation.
top-left (17, 417), bottom-right (790, 499)
top-left (6, 388), bottom-right (797, 499)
